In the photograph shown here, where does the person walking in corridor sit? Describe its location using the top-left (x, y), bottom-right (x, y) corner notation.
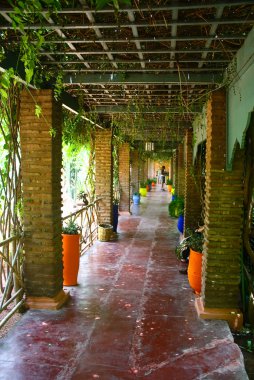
top-left (161, 165), bottom-right (166, 191)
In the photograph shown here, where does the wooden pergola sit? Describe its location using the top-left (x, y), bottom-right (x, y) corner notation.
top-left (1, 0), bottom-right (254, 329)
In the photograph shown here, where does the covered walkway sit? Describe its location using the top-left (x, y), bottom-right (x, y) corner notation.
top-left (0, 188), bottom-right (247, 379)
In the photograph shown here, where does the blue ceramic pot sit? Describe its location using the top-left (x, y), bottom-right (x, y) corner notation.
top-left (112, 204), bottom-right (119, 232)
top-left (177, 214), bottom-right (184, 234)
top-left (133, 194), bottom-right (140, 205)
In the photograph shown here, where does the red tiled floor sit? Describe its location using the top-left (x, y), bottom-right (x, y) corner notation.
top-left (0, 187), bottom-right (248, 379)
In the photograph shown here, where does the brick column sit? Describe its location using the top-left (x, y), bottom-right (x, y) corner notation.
top-left (172, 150), bottom-right (177, 187)
top-left (195, 89), bottom-right (244, 329)
top-left (177, 143), bottom-right (185, 197)
top-left (95, 129), bottom-right (113, 224)
top-left (131, 150), bottom-right (139, 194)
top-left (169, 157), bottom-right (173, 180)
top-left (139, 159), bottom-right (145, 184)
top-left (20, 89), bottom-right (68, 309)
top-left (184, 129), bottom-right (202, 233)
top-left (119, 143), bottom-right (130, 214)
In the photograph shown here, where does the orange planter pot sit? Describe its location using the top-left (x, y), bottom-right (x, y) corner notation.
top-left (188, 248), bottom-right (203, 294)
top-left (167, 185), bottom-right (172, 192)
top-left (62, 234), bottom-right (80, 286)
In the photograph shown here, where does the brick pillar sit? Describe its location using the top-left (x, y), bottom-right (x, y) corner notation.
top-left (119, 143), bottom-right (130, 214)
top-left (95, 129), bottom-right (113, 224)
top-left (172, 150), bottom-right (177, 187)
top-left (144, 160), bottom-right (148, 181)
top-left (20, 89), bottom-right (68, 309)
top-left (131, 150), bottom-right (139, 193)
top-left (195, 89), bottom-right (244, 330)
top-left (169, 157), bottom-right (173, 180)
top-left (139, 159), bottom-right (145, 184)
top-left (177, 143), bottom-right (185, 197)
top-left (184, 129), bottom-right (202, 233)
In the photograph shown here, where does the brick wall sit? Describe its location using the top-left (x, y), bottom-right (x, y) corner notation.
top-left (20, 89), bottom-right (63, 297)
top-left (184, 129), bottom-right (202, 233)
top-left (119, 143), bottom-right (130, 213)
top-left (202, 89), bottom-right (244, 309)
top-left (131, 150), bottom-right (139, 193)
top-left (177, 143), bottom-right (185, 197)
top-left (95, 129), bottom-right (113, 224)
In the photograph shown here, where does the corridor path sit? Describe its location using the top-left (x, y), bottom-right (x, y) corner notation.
top-left (0, 187), bottom-right (248, 379)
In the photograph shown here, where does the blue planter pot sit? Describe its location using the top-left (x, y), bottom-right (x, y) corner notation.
top-left (172, 195), bottom-right (177, 201)
top-left (112, 204), bottom-right (119, 232)
top-left (177, 214), bottom-right (184, 234)
top-left (133, 194), bottom-right (140, 205)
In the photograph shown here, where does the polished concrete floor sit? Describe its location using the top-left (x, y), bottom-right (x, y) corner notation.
top-left (0, 187), bottom-right (248, 379)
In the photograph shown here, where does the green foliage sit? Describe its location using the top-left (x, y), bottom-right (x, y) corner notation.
top-left (6, 0), bottom-right (64, 92)
top-left (166, 179), bottom-right (173, 185)
top-left (0, 79), bottom-right (22, 239)
top-left (140, 182), bottom-right (146, 188)
top-left (168, 197), bottom-right (184, 218)
top-left (0, 69), bottom-right (14, 105)
top-left (63, 109), bottom-right (94, 147)
top-left (62, 219), bottom-right (81, 235)
top-left (62, 141), bottom-right (91, 202)
top-left (35, 104), bottom-right (42, 118)
top-left (185, 228), bottom-right (204, 253)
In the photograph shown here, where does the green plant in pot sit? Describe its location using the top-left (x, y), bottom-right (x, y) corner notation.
top-left (166, 179), bottom-right (173, 185)
top-left (168, 196), bottom-right (184, 218)
top-left (62, 219), bottom-right (81, 235)
top-left (133, 191), bottom-right (141, 205)
top-left (186, 228), bottom-right (204, 253)
top-left (77, 191), bottom-right (89, 206)
top-left (139, 181), bottom-right (147, 197)
top-left (62, 219), bottom-right (81, 286)
top-left (185, 228), bottom-right (204, 295)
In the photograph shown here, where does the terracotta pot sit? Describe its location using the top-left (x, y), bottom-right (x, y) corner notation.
top-left (188, 248), bottom-right (202, 294)
top-left (167, 185), bottom-right (172, 192)
top-left (152, 182), bottom-right (156, 187)
top-left (62, 234), bottom-right (80, 286)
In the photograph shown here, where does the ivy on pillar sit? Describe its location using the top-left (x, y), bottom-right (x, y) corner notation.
top-left (20, 89), bottom-right (68, 310)
top-left (195, 89), bottom-right (244, 330)
top-left (119, 143), bottom-right (131, 214)
top-left (184, 129), bottom-right (202, 233)
top-left (95, 129), bottom-right (113, 224)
